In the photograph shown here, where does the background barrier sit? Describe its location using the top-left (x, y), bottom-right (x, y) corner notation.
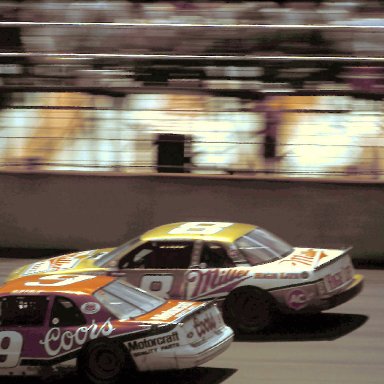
top-left (0, 170), bottom-right (383, 264)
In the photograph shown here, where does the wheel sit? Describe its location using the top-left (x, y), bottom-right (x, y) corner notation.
top-left (77, 339), bottom-right (130, 384)
top-left (222, 286), bottom-right (276, 334)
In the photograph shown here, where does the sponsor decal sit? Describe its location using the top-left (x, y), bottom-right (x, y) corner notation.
top-left (140, 274), bottom-right (176, 299)
top-left (279, 249), bottom-right (328, 268)
top-left (80, 302), bottom-right (101, 315)
top-left (11, 289), bottom-right (43, 294)
top-left (324, 265), bottom-right (353, 292)
top-left (186, 268), bottom-right (250, 299)
top-left (193, 313), bottom-right (217, 338)
top-left (149, 281), bottom-right (162, 292)
top-left (127, 331), bottom-right (180, 356)
top-left (187, 331), bottom-right (194, 339)
top-left (286, 289), bottom-right (313, 310)
top-left (39, 318), bottom-right (115, 357)
top-left (254, 272), bottom-right (309, 279)
top-left (149, 302), bottom-right (195, 321)
top-left (23, 256), bottom-right (80, 276)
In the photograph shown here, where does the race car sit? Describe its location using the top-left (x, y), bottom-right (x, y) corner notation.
top-left (6, 221), bottom-right (364, 334)
top-left (0, 273), bottom-right (233, 384)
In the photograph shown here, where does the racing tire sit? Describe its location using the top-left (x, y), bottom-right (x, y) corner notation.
top-left (222, 286), bottom-right (276, 334)
top-left (77, 339), bottom-right (131, 384)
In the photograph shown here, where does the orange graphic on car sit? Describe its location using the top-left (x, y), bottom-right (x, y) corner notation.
top-left (279, 249), bottom-right (328, 267)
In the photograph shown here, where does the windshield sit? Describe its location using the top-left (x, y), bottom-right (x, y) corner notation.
top-left (94, 279), bottom-right (165, 320)
top-left (235, 228), bottom-right (293, 266)
top-left (94, 236), bottom-right (140, 267)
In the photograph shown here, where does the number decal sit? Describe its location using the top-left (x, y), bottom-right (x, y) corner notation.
top-left (169, 222), bottom-right (233, 235)
top-left (0, 331), bottom-right (23, 368)
top-left (25, 274), bottom-right (95, 287)
top-left (140, 275), bottom-right (175, 299)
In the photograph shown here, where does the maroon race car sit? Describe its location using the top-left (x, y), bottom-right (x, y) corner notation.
top-left (0, 273), bottom-right (233, 384)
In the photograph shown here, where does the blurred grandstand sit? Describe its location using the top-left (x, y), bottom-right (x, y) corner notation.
top-left (0, 0), bottom-right (384, 178)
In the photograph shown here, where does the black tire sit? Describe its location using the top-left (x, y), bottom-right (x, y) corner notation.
top-left (222, 286), bottom-right (276, 334)
top-left (77, 339), bottom-right (130, 384)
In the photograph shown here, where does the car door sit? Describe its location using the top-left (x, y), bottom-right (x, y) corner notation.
top-left (183, 241), bottom-right (251, 301)
top-left (117, 240), bottom-right (198, 299)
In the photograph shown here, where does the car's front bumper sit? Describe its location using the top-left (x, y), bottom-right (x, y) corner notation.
top-left (276, 273), bottom-right (364, 315)
top-left (317, 273), bottom-right (364, 311)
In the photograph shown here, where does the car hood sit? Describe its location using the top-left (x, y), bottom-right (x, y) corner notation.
top-left (6, 248), bottom-right (110, 281)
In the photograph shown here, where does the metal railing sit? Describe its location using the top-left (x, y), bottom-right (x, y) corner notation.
top-left (1, 92), bottom-right (383, 178)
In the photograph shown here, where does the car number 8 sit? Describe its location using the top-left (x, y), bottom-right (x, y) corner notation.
top-left (169, 222), bottom-right (233, 235)
top-left (0, 331), bottom-right (23, 368)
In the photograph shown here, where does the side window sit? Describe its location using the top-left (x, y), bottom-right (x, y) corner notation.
top-left (119, 241), bottom-right (193, 269)
top-left (152, 242), bottom-right (193, 269)
top-left (200, 243), bottom-right (235, 268)
top-left (118, 243), bottom-right (156, 269)
top-left (0, 296), bottom-right (49, 326)
top-left (50, 296), bottom-right (86, 327)
top-left (228, 245), bottom-right (249, 265)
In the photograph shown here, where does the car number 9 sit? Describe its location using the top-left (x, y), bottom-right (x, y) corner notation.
top-left (0, 331), bottom-right (23, 368)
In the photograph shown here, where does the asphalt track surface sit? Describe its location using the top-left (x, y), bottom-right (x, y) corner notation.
top-left (0, 258), bottom-right (383, 384)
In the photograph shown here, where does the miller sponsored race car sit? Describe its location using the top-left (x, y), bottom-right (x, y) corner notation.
top-left (6, 222), bottom-right (364, 334)
top-left (0, 273), bottom-right (233, 384)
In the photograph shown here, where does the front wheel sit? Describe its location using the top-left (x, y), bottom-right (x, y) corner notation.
top-left (77, 339), bottom-right (131, 384)
top-left (222, 287), bottom-right (276, 334)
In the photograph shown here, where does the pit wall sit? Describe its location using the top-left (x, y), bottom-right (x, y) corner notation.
top-left (0, 171), bottom-right (383, 262)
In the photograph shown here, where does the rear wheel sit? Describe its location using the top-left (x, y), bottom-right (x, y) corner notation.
top-left (77, 339), bottom-right (131, 384)
top-left (222, 286), bottom-right (276, 334)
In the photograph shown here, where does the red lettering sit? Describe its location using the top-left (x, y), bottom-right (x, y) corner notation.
top-left (193, 313), bottom-right (217, 337)
top-left (187, 269), bottom-right (248, 297)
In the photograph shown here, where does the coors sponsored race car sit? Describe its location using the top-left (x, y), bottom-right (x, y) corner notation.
top-left (7, 222), bottom-right (364, 334)
top-left (0, 273), bottom-right (233, 384)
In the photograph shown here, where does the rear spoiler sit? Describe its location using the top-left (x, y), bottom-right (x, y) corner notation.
top-left (172, 300), bottom-right (217, 324)
top-left (314, 246), bottom-right (353, 271)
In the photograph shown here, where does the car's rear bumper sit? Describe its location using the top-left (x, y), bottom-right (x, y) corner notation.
top-left (175, 326), bottom-right (234, 369)
top-left (133, 326), bottom-right (234, 371)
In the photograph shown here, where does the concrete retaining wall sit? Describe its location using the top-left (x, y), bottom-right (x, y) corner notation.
top-left (0, 171), bottom-right (383, 261)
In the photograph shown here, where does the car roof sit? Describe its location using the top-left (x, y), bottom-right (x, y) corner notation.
top-left (0, 274), bottom-right (116, 296)
top-left (141, 222), bottom-right (256, 242)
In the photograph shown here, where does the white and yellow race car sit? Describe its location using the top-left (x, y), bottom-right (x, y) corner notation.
top-left (6, 222), bottom-right (364, 334)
